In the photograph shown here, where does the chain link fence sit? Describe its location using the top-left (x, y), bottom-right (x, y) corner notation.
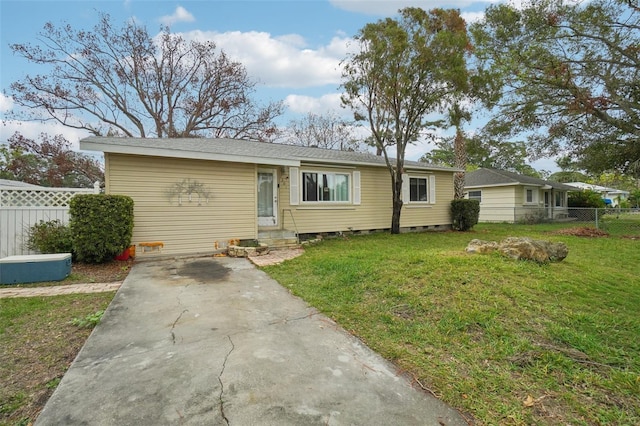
top-left (478, 207), bottom-right (640, 236)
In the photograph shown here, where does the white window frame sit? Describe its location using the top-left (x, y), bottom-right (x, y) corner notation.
top-left (555, 191), bottom-right (565, 207)
top-left (300, 170), bottom-right (352, 204)
top-left (524, 187), bottom-right (538, 205)
top-left (409, 176), bottom-right (429, 203)
top-left (468, 190), bottom-right (482, 203)
top-left (402, 174), bottom-right (436, 205)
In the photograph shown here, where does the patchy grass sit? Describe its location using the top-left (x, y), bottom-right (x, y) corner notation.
top-left (264, 223), bottom-right (639, 425)
top-left (0, 293), bottom-right (115, 425)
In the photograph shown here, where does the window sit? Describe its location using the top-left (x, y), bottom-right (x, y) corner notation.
top-left (555, 192), bottom-right (564, 207)
top-left (525, 188), bottom-right (537, 204)
top-left (468, 190), bottom-right (482, 203)
top-left (409, 177), bottom-right (428, 202)
top-left (302, 171), bottom-right (349, 202)
top-left (402, 174), bottom-right (436, 204)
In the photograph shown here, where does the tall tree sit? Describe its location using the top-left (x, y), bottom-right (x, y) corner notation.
top-left (471, 0), bottom-right (640, 177)
top-left (1, 132), bottom-right (103, 187)
top-left (341, 7), bottom-right (471, 233)
top-left (284, 112), bottom-right (363, 151)
top-left (421, 136), bottom-right (542, 177)
top-left (7, 13), bottom-right (282, 140)
top-left (448, 102), bottom-right (472, 199)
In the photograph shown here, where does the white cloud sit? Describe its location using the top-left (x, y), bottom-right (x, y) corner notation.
top-left (0, 94), bottom-right (14, 113)
top-left (285, 93), bottom-right (346, 115)
top-left (461, 11), bottom-right (486, 23)
top-left (159, 6), bottom-right (195, 27)
top-left (183, 30), bottom-right (351, 88)
top-left (329, 0), bottom-right (481, 15)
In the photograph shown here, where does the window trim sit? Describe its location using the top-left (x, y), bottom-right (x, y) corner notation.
top-left (524, 187), bottom-right (538, 205)
top-left (554, 191), bottom-right (565, 207)
top-left (408, 176), bottom-right (429, 203)
top-left (468, 190), bottom-right (482, 203)
top-left (300, 170), bottom-right (352, 204)
top-left (402, 173), bottom-right (436, 205)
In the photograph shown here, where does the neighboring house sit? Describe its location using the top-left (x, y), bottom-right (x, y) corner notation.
top-left (464, 168), bottom-right (576, 223)
top-left (80, 137), bottom-right (459, 256)
top-left (563, 182), bottom-right (630, 207)
top-left (0, 179), bottom-right (44, 189)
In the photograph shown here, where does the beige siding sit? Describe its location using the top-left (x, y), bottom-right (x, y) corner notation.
top-left (278, 166), bottom-right (454, 234)
top-left (473, 186), bottom-right (519, 222)
top-left (106, 154), bottom-right (256, 256)
top-left (401, 171), bottom-right (454, 228)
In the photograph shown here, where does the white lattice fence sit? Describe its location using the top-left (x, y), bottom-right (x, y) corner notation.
top-left (0, 184), bottom-right (100, 257)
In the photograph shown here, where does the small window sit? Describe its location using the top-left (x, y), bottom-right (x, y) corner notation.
top-left (468, 190), bottom-right (482, 202)
top-left (555, 192), bottom-right (564, 207)
top-left (409, 177), bottom-right (428, 202)
top-left (302, 171), bottom-right (350, 202)
top-left (525, 188), bottom-right (536, 204)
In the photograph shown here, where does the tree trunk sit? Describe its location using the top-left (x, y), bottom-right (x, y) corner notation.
top-left (453, 128), bottom-right (466, 199)
top-left (391, 170), bottom-right (403, 234)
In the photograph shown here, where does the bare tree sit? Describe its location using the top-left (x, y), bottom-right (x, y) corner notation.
top-left (284, 112), bottom-right (363, 151)
top-left (6, 13), bottom-right (282, 140)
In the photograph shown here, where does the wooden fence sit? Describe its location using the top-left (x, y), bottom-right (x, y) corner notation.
top-left (0, 184), bottom-right (100, 258)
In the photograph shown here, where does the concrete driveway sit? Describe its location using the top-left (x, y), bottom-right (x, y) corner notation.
top-left (36, 257), bottom-right (468, 426)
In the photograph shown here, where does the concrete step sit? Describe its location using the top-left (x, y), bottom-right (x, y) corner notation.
top-left (258, 230), bottom-right (299, 248)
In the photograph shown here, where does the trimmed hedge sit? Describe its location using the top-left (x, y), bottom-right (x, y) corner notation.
top-left (451, 199), bottom-right (480, 231)
top-left (69, 194), bottom-right (134, 264)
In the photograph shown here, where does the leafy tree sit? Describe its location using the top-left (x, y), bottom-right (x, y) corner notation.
top-left (7, 13), bottom-right (282, 140)
top-left (284, 112), bottom-right (363, 151)
top-left (568, 190), bottom-right (606, 208)
top-left (471, 0), bottom-right (640, 177)
top-left (1, 132), bottom-right (103, 187)
top-left (341, 7), bottom-right (471, 233)
top-left (421, 136), bottom-right (541, 177)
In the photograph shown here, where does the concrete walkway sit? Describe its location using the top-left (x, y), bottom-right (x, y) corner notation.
top-left (35, 257), bottom-right (468, 426)
top-left (0, 282), bottom-right (122, 298)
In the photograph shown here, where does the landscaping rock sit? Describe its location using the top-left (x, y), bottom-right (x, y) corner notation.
top-left (466, 237), bottom-right (568, 263)
top-left (465, 239), bottom-right (499, 254)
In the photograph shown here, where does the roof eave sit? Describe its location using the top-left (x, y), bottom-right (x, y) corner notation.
top-left (80, 140), bottom-right (300, 167)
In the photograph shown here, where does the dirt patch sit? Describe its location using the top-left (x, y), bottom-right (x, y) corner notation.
top-left (71, 259), bottom-right (134, 283)
top-left (550, 227), bottom-right (609, 237)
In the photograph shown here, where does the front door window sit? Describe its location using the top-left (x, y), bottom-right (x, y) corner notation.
top-left (258, 169), bottom-right (277, 226)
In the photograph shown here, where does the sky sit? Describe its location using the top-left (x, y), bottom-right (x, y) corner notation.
top-left (0, 0), bottom-right (555, 171)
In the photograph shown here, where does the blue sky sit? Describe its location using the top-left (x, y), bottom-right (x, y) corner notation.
top-left (0, 0), bottom-right (554, 170)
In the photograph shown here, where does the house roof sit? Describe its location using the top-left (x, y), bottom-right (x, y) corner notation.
top-left (80, 137), bottom-right (458, 172)
top-left (564, 182), bottom-right (630, 196)
top-left (465, 168), bottom-right (576, 191)
top-left (0, 179), bottom-right (44, 189)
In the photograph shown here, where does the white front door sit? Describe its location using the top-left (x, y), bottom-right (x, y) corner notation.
top-left (257, 168), bottom-right (278, 227)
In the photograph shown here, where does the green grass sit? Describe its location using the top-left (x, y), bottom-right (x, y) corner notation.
top-left (264, 223), bottom-right (639, 425)
top-left (0, 293), bottom-right (115, 425)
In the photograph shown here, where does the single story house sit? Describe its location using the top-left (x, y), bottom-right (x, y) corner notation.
top-left (563, 182), bottom-right (630, 207)
top-left (464, 168), bottom-right (576, 223)
top-left (80, 137), bottom-right (459, 256)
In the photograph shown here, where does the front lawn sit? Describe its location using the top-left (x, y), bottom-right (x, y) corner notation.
top-left (0, 294), bottom-right (115, 426)
top-left (264, 224), bottom-right (639, 425)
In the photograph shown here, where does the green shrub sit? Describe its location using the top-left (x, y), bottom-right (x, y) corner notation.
top-left (69, 194), bottom-right (134, 264)
top-left (451, 199), bottom-right (480, 231)
top-left (25, 220), bottom-right (73, 255)
top-left (568, 190), bottom-right (605, 208)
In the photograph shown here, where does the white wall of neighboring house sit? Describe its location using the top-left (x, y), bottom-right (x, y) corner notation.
top-left (565, 182), bottom-right (630, 207)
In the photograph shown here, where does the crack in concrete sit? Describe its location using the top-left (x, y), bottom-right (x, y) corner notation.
top-left (170, 309), bottom-right (188, 345)
top-left (268, 310), bottom-right (319, 325)
top-left (218, 335), bottom-right (234, 425)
